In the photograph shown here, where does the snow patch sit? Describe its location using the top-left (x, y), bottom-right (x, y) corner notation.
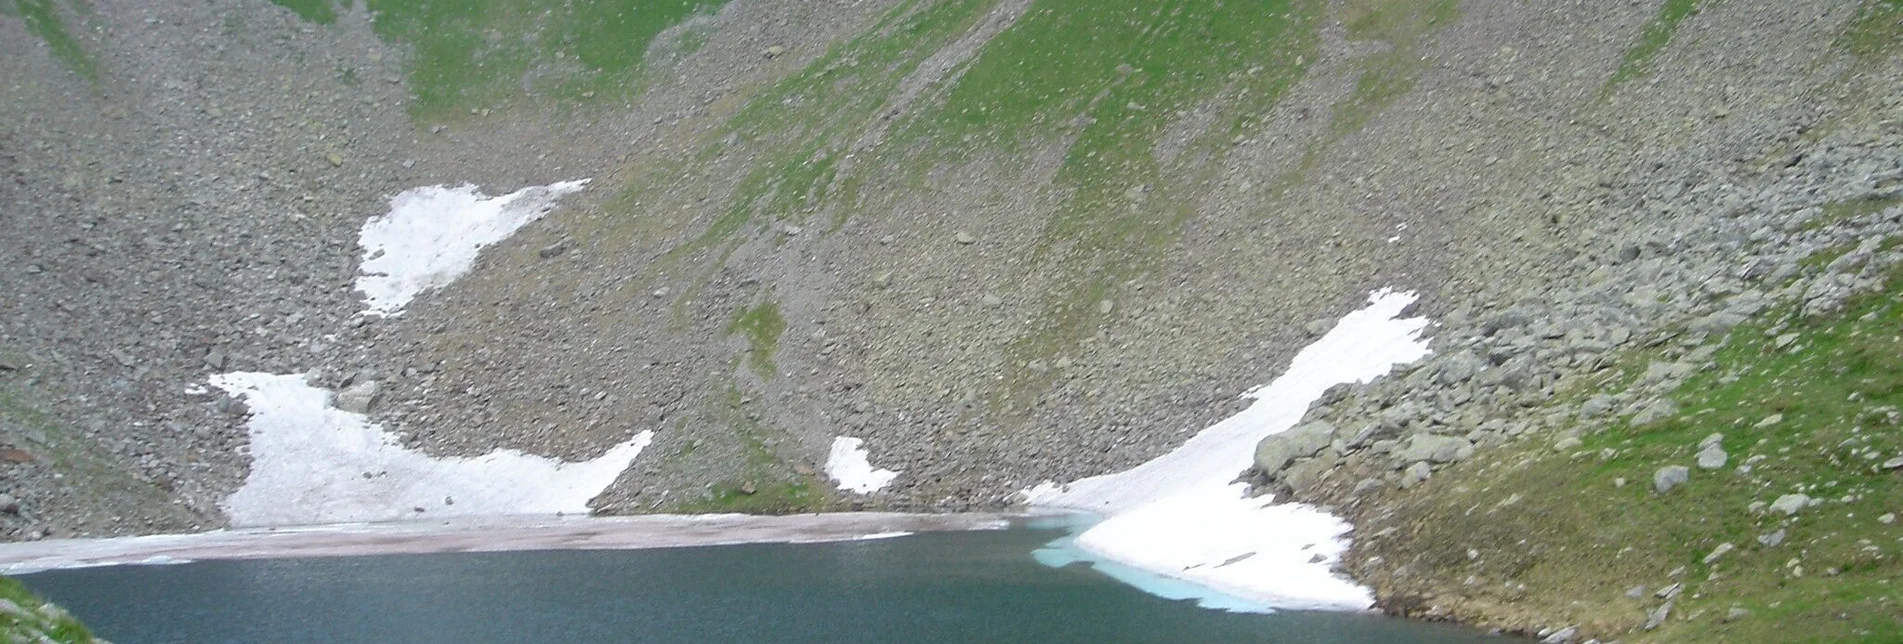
top-left (355, 180), bottom-right (589, 316)
top-left (853, 531), bottom-right (915, 541)
top-left (209, 372), bottom-right (648, 527)
top-left (1024, 289), bottom-right (1431, 611)
top-left (825, 436), bottom-right (899, 494)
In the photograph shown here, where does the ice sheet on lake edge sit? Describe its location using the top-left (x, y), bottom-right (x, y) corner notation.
top-left (1024, 289), bottom-right (1432, 612)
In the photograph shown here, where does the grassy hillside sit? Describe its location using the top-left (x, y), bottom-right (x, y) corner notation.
top-left (1, 576), bottom-right (100, 644)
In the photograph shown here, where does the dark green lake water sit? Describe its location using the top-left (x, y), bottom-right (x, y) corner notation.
top-left (19, 527), bottom-right (1503, 643)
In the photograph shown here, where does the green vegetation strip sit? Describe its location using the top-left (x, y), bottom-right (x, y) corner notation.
top-left (1, 576), bottom-right (99, 643)
top-left (14, 0), bottom-right (99, 81)
top-left (728, 300), bottom-right (785, 378)
top-left (1604, 0), bottom-right (1704, 95)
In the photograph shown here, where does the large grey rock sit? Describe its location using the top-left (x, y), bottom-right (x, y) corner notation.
top-left (334, 380), bottom-right (381, 414)
top-left (1254, 422), bottom-right (1334, 475)
top-left (1629, 398), bottom-right (1679, 426)
top-left (1397, 434), bottom-right (1474, 464)
top-left (1654, 465), bottom-right (1689, 494)
top-left (1770, 493), bottom-right (1811, 515)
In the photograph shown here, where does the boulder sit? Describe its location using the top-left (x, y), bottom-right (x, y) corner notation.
top-left (1254, 422), bottom-right (1335, 475)
top-left (1770, 493), bottom-right (1811, 515)
top-left (1653, 465), bottom-right (1689, 494)
top-left (1398, 434), bottom-right (1474, 464)
top-left (333, 380), bottom-right (381, 414)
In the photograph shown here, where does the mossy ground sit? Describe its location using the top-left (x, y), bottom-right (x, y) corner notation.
top-left (1840, 0), bottom-right (1903, 59)
top-left (658, 386), bottom-right (829, 514)
top-left (727, 300), bottom-right (785, 379)
top-left (1604, 0), bottom-right (1705, 95)
top-left (1369, 267), bottom-right (1903, 642)
top-left (1, 576), bottom-right (96, 643)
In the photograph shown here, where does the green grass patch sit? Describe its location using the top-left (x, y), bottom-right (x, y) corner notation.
top-left (318, 0), bottom-right (732, 120)
top-left (14, 0), bottom-right (99, 82)
top-left (1378, 267), bottom-right (1903, 641)
top-left (265, 0), bottom-right (339, 24)
top-left (1808, 192), bottom-right (1903, 232)
top-left (728, 300), bottom-right (785, 378)
top-left (1, 576), bottom-right (96, 643)
top-left (1840, 0), bottom-right (1903, 60)
top-left (872, 0), bottom-right (1321, 415)
top-left (1604, 0), bottom-right (1706, 95)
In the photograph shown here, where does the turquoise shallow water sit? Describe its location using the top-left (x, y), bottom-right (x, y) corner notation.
top-left (18, 526), bottom-right (1505, 643)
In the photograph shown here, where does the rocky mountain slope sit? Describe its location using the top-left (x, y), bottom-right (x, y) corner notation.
top-left (3, 0), bottom-right (1901, 639)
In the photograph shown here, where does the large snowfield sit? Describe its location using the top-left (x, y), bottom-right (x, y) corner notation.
top-left (1026, 290), bottom-right (1432, 612)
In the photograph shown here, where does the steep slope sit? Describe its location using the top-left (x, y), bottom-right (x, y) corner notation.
top-left (0, 0), bottom-right (1897, 608)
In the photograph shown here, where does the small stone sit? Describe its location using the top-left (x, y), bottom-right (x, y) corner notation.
top-left (1697, 445), bottom-right (1728, 470)
top-left (1097, 299), bottom-right (1115, 315)
top-left (1882, 456), bottom-right (1903, 470)
top-left (1698, 433), bottom-right (1725, 450)
top-left (1656, 582), bottom-right (1682, 599)
top-left (333, 380), bottom-right (381, 414)
top-left (1769, 493), bottom-right (1810, 516)
top-left (954, 232), bottom-right (977, 245)
top-left (1878, 513), bottom-right (1894, 525)
top-left (444, 496), bottom-right (454, 506)
top-left (1654, 465), bottom-right (1690, 494)
top-left (0, 494), bottom-right (18, 515)
top-left (1625, 585), bottom-right (1646, 598)
top-left (739, 481), bottom-right (758, 495)
top-left (1351, 478), bottom-right (1384, 496)
top-left (1399, 461), bottom-right (1433, 489)
top-left (326, 152), bottom-right (344, 167)
top-left (1644, 599), bottom-right (1674, 630)
top-left (1754, 413), bottom-right (1784, 429)
top-left (763, 45), bottom-right (785, 58)
top-left (1702, 542), bottom-right (1735, 564)
top-left (1539, 626), bottom-right (1577, 644)
top-left (980, 294), bottom-right (1004, 308)
top-left (1757, 529), bottom-right (1786, 548)
top-left (1553, 436), bottom-right (1582, 452)
top-left (1725, 606), bottom-right (1750, 622)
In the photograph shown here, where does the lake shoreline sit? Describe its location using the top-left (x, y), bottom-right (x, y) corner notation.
top-left (0, 512), bottom-right (1022, 575)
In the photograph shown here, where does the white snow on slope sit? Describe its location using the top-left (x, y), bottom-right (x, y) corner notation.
top-left (1025, 289), bottom-right (1431, 612)
top-left (826, 436), bottom-right (899, 494)
top-left (356, 180), bottom-right (589, 316)
top-left (209, 372), bottom-right (649, 527)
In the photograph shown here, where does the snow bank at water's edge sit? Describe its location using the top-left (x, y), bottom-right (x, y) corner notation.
top-left (210, 372), bottom-right (650, 527)
top-left (1025, 289), bottom-right (1432, 612)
